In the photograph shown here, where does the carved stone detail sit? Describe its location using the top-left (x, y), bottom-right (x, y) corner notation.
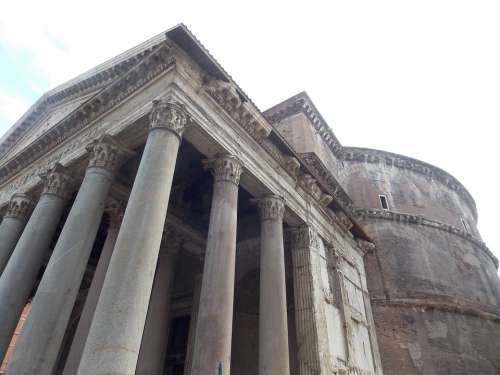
top-left (356, 239), bottom-right (376, 255)
top-left (150, 99), bottom-right (189, 139)
top-left (336, 211), bottom-right (354, 232)
top-left (86, 135), bottom-right (135, 174)
top-left (298, 152), bottom-right (353, 210)
top-left (204, 78), bottom-right (271, 141)
top-left (203, 154), bottom-right (243, 185)
top-left (283, 156), bottom-right (301, 179)
top-left (290, 226), bottom-right (322, 250)
top-left (39, 163), bottom-right (75, 199)
top-left (252, 195), bottom-right (285, 221)
top-left (0, 42), bottom-right (175, 184)
top-left (4, 193), bottom-right (34, 220)
top-left (353, 207), bottom-right (498, 268)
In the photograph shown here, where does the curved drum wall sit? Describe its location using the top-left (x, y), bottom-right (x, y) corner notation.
top-left (339, 147), bottom-right (500, 375)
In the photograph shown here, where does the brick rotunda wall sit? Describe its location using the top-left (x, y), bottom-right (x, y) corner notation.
top-left (338, 147), bottom-right (500, 375)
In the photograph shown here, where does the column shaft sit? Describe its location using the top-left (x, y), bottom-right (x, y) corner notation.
top-left (183, 273), bottom-right (203, 375)
top-left (255, 196), bottom-right (290, 375)
top-left (191, 154), bottom-right (242, 375)
top-left (0, 194), bottom-right (34, 275)
top-left (0, 165), bottom-right (72, 362)
top-left (76, 100), bottom-right (188, 375)
top-left (61, 209), bottom-right (122, 375)
top-left (135, 231), bottom-right (179, 375)
top-left (6, 136), bottom-right (131, 375)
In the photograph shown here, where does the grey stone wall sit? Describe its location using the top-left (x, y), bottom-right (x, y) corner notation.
top-left (339, 152), bottom-right (500, 375)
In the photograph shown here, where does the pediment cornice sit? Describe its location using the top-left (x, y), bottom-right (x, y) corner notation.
top-left (0, 42), bottom-right (176, 185)
top-left (0, 43), bottom-right (162, 161)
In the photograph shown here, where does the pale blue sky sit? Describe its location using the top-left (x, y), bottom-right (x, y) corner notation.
top-left (0, 1), bottom-right (499, 270)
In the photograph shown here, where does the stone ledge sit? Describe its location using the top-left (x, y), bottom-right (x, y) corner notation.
top-left (372, 296), bottom-right (500, 323)
top-left (353, 207), bottom-right (498, 269)
top-left (343, 147), bottom-right (477, 222)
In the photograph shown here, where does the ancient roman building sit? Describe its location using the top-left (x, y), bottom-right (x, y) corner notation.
top-left (0, 24), bottom-right (497, 375)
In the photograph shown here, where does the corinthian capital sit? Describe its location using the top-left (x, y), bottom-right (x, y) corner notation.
top-left (202, 154), bottom-right (243, 185)
top-left (252, 195), bottom-right (285, 221)
top-left (150, 99), bottom-right (189, 139)
top-left (5, 193), bottom-right (34, 220)
top-left (86, 135), bottom-right (135, 174)
top-left (40, 163), bottom-right (76, 200)
top-left (289, 226), bottom-right (321, 250)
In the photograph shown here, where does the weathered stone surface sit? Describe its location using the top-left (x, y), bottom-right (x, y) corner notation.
top-left (0, 24), bottom-right (496, 375)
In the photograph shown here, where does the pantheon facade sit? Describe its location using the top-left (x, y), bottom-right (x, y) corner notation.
top-left (0, 24), bottom-right (498, 375)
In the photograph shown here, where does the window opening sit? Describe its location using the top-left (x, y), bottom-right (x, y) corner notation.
top-left (379, 195), bottom-right (389, 210)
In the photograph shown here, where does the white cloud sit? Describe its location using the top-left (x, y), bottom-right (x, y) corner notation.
top-left (0, 89), bottom-right (30, 128)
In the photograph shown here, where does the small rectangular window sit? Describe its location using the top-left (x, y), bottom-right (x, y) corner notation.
top-left (379, 195), bottom-right (389, 210)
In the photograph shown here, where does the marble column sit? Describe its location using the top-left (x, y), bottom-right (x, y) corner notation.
top-left (0, 164), bottom-right (74, 362)
top-left (254, 195), bottom-right (290, 375)
top-left (61, 199), bottom-right (125, 375)
top-left (0, 194), bottom-right (34, 275)
top-left (6, 135), bottom-right (133, 375)
top-left (191, 154), bottom-right (243, 375)
top-left (76, 99), bottom-right (189, 375)
top-left (135, 228), bottom-right (181, 375)
top-left (183, 271), bottom-right (203, 375)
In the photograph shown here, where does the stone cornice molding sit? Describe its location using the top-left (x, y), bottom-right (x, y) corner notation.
top-left (0, 42), bottom-right (176, 186)
top-left (371, 296), bottom-right (500, 323)
top-left (290, 226), bottom-right (322, 251)
top-left (86, 135), bottom-right (135, 175)
top-left (298, 152), bottom-right (353, 210)
top-left (343, 147), bottom-right (477, 221)
top-left (263, 92), bottom-right (343, 157)
top-left (203, 78), bottom-right (271, 142)
top-left (203, 153), bottom-right (243, 185)
top-left (0, 44), bottom-right (160, 161)
top-left (353, 207), bottom-right (498, 268)
top-left (4, 193), bottom-right (34, 220)
top-left (149, 99), bottom-right (189, 139)
top-left (40, 163), bottom-right (76, 200)
top-left (252, 195), bottom-right (285, 221)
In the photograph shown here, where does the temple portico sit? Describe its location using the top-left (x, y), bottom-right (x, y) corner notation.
top-left (0, 25), bottom-right (382, 375)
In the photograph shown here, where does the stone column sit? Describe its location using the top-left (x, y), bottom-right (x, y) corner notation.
top-left (0, 194), bottom-right (34, 275)
top-left (254, 195), bottom-right (290, 375)
top-left (76, 100), bottom-right (189, 375)
top-left (6, 135), bottom-right (133, 375)
top-left (183, 271), bottom-right (203, 375)
top-left (135, 228), bottom-right (181, 375)
top-left (290, 226), bottom-right (330, 375)
top-left (61, 199), bottom-right (125, 375)
top-left (0, 164), bottom-right (74, 362)
top-left (191, 154), bottom-right (243, 375)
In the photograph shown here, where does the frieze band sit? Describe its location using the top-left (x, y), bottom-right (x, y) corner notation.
top-left (353, 207), bottom-right (498, 268)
